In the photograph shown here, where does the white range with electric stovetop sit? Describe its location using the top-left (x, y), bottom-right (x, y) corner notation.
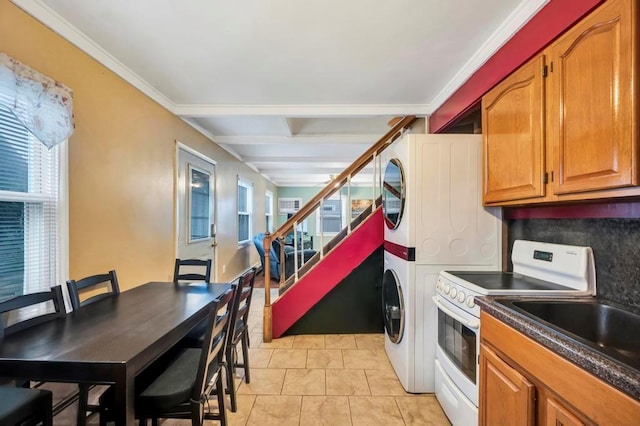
top-left (434, 240), bottom-right (596, 426)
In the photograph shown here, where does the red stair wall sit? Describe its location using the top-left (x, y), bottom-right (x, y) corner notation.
top-left (271, 209), bottom-right (384, 338)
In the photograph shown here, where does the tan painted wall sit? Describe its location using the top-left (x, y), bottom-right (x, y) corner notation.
top-left (0, 1), bottom-right (274, 290)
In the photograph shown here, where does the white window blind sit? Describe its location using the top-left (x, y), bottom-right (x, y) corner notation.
top-left (0, 105), bottom-right (61, 302)
top-left (265, 190), bottom-right (273, 232)
top-left (316, 195), bottom-right (347, 236)
top-left (237, 178), bottom-right (253, 244)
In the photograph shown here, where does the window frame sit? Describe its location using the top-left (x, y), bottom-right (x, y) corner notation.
top-left (237, 177), bottom-right (253, 245)
top-left (315, 194), bottom-right (347, 237)
top-left (0, 110), bottom-right (68, 303)
top-left (186, 163), bottom-right (213, 244)
top-left (265, 190), bottom-right (274, 233)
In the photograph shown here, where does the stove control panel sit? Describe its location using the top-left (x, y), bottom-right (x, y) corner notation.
top-left (436, 274), bottom-right (481, 317)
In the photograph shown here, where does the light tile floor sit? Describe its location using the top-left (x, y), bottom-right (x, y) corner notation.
top-left (53, 288), bottom-right (451, 425)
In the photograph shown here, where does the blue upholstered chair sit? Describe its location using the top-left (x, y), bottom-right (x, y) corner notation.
top-left (253, 233), bottom-right (281, 280)
top-left (253, 232), bottom-right (316, 281)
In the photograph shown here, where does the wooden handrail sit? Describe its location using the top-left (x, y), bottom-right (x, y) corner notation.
top-left (262, 115), bottom-right (417, 342)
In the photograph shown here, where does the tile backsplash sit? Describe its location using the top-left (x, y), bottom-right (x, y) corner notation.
top-left (508, 218), bottom-right (640, 314)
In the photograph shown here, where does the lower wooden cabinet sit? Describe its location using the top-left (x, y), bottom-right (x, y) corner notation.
top-left (480, 344), bottom-right (535, 426)
top-left (545, 397), bottom-right (585, 426)
top-left (480, 312), bottom-right (640, 425)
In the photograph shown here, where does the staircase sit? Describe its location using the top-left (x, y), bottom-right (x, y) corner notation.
top-left (261, 115), bottom-right (418, 341)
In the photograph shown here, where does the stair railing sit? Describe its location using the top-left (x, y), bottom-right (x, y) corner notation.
top-left (262, 115), bottom-right (417, 342)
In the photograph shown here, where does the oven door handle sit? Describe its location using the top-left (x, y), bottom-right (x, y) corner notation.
top-left (432, 296), bottom-right (480, 329)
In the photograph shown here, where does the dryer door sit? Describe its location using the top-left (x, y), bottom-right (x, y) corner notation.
top-left (382, 158), bottom-right (406, 230)
top-left (382, 268), bottom-right (405, 343)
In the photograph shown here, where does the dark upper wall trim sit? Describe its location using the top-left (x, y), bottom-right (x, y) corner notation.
top-left (429, 0), bottom-right (603, 133)
top-left (505, 201), bottom-right (640, 220)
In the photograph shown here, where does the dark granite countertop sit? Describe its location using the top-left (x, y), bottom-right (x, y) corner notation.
top-left (476, 296), bottom-right (640, 400)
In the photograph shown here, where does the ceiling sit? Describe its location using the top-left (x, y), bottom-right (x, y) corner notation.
top-left (14, 0), bottom-right (547, 186)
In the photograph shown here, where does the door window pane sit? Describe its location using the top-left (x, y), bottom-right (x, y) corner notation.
top-left (189, 166), bottom-right (210, 242)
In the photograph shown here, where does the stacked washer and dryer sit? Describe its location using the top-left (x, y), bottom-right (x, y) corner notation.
top-left (381, 132), bottom-right (502, 393)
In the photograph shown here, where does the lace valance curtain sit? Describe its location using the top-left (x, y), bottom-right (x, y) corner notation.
top-left (0, 51), bottom-right (74, 149)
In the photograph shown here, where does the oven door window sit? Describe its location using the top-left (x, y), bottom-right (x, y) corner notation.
top-left (438, 309), bottom-right (477, 384)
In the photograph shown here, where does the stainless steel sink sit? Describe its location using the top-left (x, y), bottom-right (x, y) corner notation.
top-left (497, 299), bottom-right (640, 371)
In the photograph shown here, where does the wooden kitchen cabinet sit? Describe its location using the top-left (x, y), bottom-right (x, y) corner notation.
top-left (482, 55), bottom-right (546, 204)
top-left (480, 312), bottom-right (640, 425)
top-left (482, 0), bottom-right (638, 205)
top-left (479, 344), bottom-right (535, 426)
top-left (545, 397), bottom-right (586, 426)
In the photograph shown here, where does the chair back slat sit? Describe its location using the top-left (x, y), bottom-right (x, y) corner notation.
top-left (173, 259), bottom-right (212, 283)
top-left (0, 285), bottom-right (65, 340)
top-left (66, 270), bottom-right (120, 310)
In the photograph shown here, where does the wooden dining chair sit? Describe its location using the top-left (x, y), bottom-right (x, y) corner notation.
top-left (100, 285), bottom-right (236, 426)
top-left (225, 267), bottom-right (257, 412)
top-left (0, 285), bottom-right (65, 340)
top-left (66, 270), bottom-right (120, 310)
top-left (66, 270), bottom-right (120, 425)
top-left (0, 286), bottom-right (63, 425)
top-left (0, 386), bottom-right (53, 426)
top-left (173, 258), bottom-right (212, 283)
top-left (174, 259), bottom-right (213, 347)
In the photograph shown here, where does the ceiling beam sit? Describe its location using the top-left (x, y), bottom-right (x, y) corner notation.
top-left (244, 156), bottom-right (359, 163)
top-left (215, 134), bottom-right (380, 145)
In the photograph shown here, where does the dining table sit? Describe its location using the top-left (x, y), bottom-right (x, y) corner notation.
top-left (0, 281), bottom-right (231, 425)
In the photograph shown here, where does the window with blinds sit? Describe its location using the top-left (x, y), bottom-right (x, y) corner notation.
top-left (316, 195), bottom-right (347, 236)
top-left (237, 178), bottom-right (253, 244)
top-left (265, 190), bottom-right (273, 232)
top-left (0, 106), bottom-right (60, 302)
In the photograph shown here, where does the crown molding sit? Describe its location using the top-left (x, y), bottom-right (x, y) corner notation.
top-left (173, 104), bottom-right (432, 117)
top-left (11, 0), bottom-right (432, 120)
top-left (11, 0), bottom-right (176, 112)
top-left (428, 0), bottom-right (548, 111)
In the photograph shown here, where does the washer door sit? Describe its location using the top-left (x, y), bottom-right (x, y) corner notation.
top-left (382, 268), bottom-right (404, 344)
top-left (382, 158), bottom-right (406, 230)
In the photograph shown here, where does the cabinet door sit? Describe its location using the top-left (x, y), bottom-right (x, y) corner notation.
top-left (545, 397), bottom-right (585, 426)
top-left (479, 344), bottom-right (535, 426)
top-left (547, 0), bottom-right (637, 194)
top-left (482, 55), bottom-right (546, 204)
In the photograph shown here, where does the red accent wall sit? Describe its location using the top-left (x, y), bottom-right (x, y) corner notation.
top-left (429, 0), bottom-right (603, 133)
top-left (271, 209), bottom-right (384, 338)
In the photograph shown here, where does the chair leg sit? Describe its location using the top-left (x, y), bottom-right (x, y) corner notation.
top-left (77, 383), bottom-right (89, 426)
top-left (216, 372), bottom-right (228, 426)
top-left (241, 331), bottom-right (251, 384)
top-left (42, 390), bottom-right (53, 426)
top-left (226, 346), bottom-right (238, 412)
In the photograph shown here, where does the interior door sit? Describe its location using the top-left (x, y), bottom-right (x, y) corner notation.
top-left (177, 147), bottom-right (216, 278)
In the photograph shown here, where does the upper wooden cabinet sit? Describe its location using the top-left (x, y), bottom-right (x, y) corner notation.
top-left (483, 0), bottom-right (638, 205)
top-left (482, 55), bottom-right (546, 203)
